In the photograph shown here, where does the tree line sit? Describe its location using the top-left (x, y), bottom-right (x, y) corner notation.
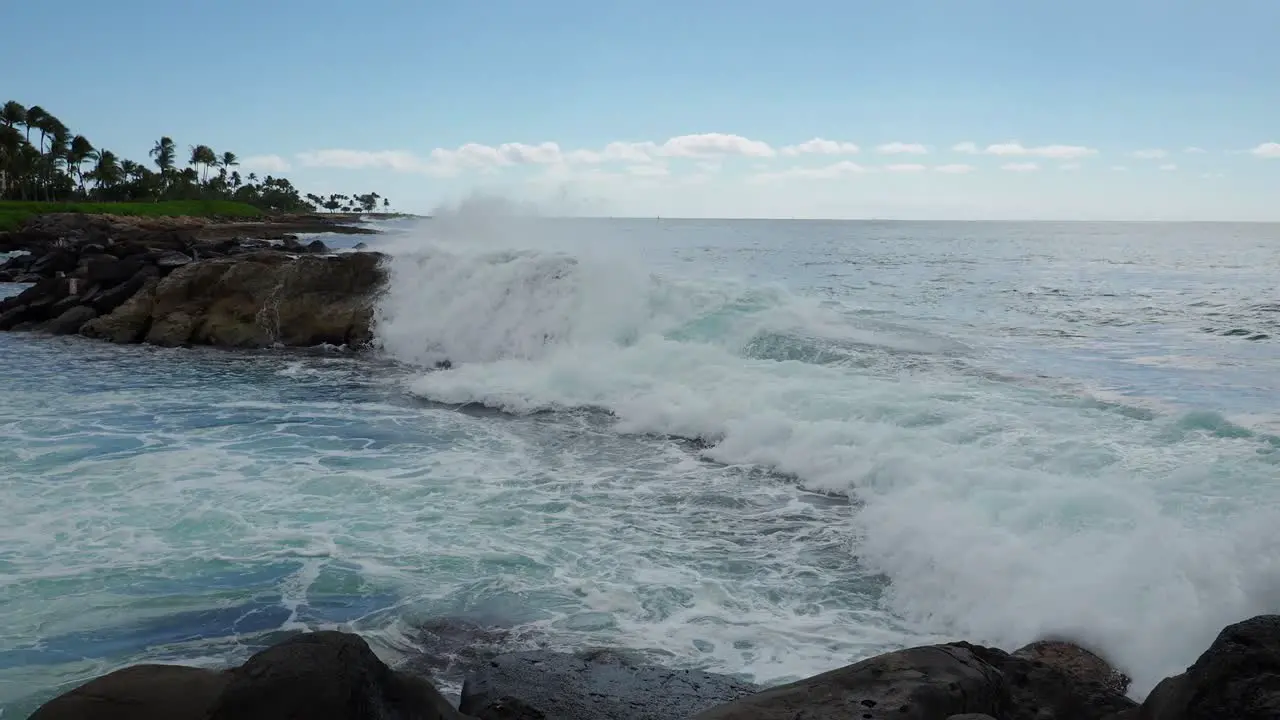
top-left (0, 100), bottom-right (390, 214)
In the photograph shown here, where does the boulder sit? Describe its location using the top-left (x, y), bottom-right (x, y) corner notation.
top-left (692, 645), bottom-right (1007, 720)
top-left (152, 250), bottom-right (193, 269)
top-left (206, 631), bottom-right (465, 720)
top-left (80, 278), bottom-right (159, 344)
top-left (307, 239), bottom-right (330, 253)
top-left (1013, 640), bottom-right (1131, 696)
top-left (28, 664), bottom-right (228, 720)
top-left (460, 648), bottom-right (758, 720)
top-left (84, 256), bottom-right (144, 286)
top-left (1138, 615), bottom-right (1280, 720)
top-left (29, 631), bottom-right (465, 720)
top-left (141, 250), bottom-right (385, 348)
top-left (44, 305), bottom-right (98, 335)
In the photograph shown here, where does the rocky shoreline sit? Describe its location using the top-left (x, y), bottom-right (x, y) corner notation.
top-left (27, 614), bottom-right (1280, 719)
top-left (0, 213), bottom-right (385, 347)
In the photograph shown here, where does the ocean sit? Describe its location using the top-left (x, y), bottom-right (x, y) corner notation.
top-left (2, 215), bottom-right (1278, 715)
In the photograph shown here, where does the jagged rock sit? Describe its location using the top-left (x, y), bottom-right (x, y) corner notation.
top-left (29, 631), bottom-right (465, 720)
top-left (86, 267), bottom-right (158, 314)
top-left (152, 250), bottom-right (193, 269)
top-left (1013, 640), bottom-right (1131, 696)
top-left (1138, 615), bottom-right (1280, 720)
top-left (0, 305), bottom-right (28, 330)
top-left (80, 278), bottom-right (158, 343)
top-left (461, 649), bottom-right (758, 720)
top-left (139, 250), bottom-right (384, 348)
top-left (307, 239), bottom-right (330, 253)
top-left (693, 645), bottom-right (1007, 720)
top-left (206, 631), bottom-right (465, 720)
top-left (30, 249), bottom-right (77, 276)
top-left (44, 305), bottom-right (98, 335)
top-left (84, 256), bottom-right (144, 286)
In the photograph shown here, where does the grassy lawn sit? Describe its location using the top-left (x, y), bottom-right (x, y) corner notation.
top-left (0, 200), bottom-right (263, 231)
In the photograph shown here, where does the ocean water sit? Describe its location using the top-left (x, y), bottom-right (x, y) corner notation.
top-left (2, 216), bottom-right (1279, 715)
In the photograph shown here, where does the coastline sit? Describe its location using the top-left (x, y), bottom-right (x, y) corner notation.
top-left (27, 614), bottom-right (1280, 719)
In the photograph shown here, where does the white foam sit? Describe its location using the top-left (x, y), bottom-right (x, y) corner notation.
top-left (376, 217), bottom-right (1280, 696)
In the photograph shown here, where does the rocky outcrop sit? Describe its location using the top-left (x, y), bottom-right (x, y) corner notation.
top-left (0, 212), bottom-right (374, 256)
top-left (459, 648), bottom-right (758, 720)
top-left (23, 616), bottom-right (1280, 720)
top-left (2, 216), bottom-right (386, 347)
top-left (134, 251), bottom-right (384, 348)
top-left (29, 631), bottom-right (464, 720)
top-left (1139, 615), bottom-right (1280, 720)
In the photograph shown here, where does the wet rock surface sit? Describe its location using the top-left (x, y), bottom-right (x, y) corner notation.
top-left (1, 212), bottom-right (384, 347)
top-left (25, 615), bottom-right (1280, 720)
top-left (460, 648), bottom-right (758, 720)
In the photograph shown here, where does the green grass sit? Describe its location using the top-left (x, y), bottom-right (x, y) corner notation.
top-left (0, 200), bottom-right (263, 231)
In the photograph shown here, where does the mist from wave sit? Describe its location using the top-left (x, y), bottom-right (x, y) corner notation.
top-left (373, 205), bottom-right (1280, 695)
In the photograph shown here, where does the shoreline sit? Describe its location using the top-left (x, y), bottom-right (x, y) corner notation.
top-left (26, 614), bottom-right (1280, 719)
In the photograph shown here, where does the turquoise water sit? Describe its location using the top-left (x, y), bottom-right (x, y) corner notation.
top-left (2, 218), bottom-right (1278, 714)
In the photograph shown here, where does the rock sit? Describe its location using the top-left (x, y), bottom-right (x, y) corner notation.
top-left (963, 642), bottom-right (1136, 720)
top-left (84, 256), bottom-right (144, 286)
top-left (30, 249), bottom-right (77, 276)
top-left (28, 664), bottom-right (228, 720)
top-left (355, 242), bottom-right (369, 250)
top-left (49, 293), bottom-right (83, 318)
top-left (152, 250), bottom-right (193, 269)
top-left (948, 715), bottom-right (999, 720)
top-left (1014, 640), bottom-right (1131, 696)
top-left (0, 305), bottom-right (29, 330)
top-left (0, 271), bottom-right (13, 283)
top-left (30, 631), bottom-right (464, 720)
top-left (461, 648), bottom-right (758, 720)
top-left (307, 239), bottom-right (330, 253)
top-left (693, 645), bottom-right (1006, 720)
top-left (1138, 615), bottom-right (1280, 720)
top-left (139, 251), bottom-right (385, 348)
top-left (87, 267), bottom-right (158, 314)
top-left (81, 279), bottom-right (158, 343)
top-left (15, 272), bottom-right (42, 283)
top-left (44, 305), bottom-right (98, 335)
top-left (206, 631), bottom-right (465, 720)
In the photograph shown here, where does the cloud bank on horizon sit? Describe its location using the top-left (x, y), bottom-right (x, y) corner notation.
top-left (234, 134), bottom-right (1280, 219)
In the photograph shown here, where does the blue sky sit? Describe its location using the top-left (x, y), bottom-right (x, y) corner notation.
top-left (4, 0), bottom-right (1279, 219)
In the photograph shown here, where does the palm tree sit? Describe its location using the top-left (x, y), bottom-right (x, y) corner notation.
top-left (0, 124), bottom-right (23, 199)
top-left (89, 150), bottom-right (123, 197)
top-left (150, 136), bottom-right (176, 196)
top-left (220, 151), bottom-right (238, 173)
top-left (188, 144), bottom-right (216, 184)
top-left (67, 135), bottom-right (96, 195)
top-left (1, 101), bottom-right (25, 131)
top-left (23, 105), bottom-right (46, 146)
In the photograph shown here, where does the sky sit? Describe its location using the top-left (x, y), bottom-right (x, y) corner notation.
top-left (3, 0), bottom-right (1279, 220)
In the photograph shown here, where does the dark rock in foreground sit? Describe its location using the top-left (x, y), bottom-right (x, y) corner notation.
top-left (22, 612), bottom-right (1280, 719)
top-left (459, 648), bottom-right (758, 720)
top-left (1139, 614), bottom-right (1280, 720)
top-left (29, 631), bottom-right (464, 720)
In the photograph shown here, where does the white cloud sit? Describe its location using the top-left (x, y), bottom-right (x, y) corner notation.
top-left (1184, 146), bottom-right (1207, 154)
top-left (957, 141), bottom-right (1098, 159)
top-left (876, 142), bottom-right (928, 155)
top-left (1249, 142), bottom-right (1280, 158)
top-left (659, 133), bottom-right (775, 158)
top-left (1060, 163), bottom-right (1082, 171)
top-left (296, 149), bottom-right (428, 173)
top-left (934, 164), bottom-right (974, 174)
top-left (988, 142), bottom-right (1097, 159)
top-left (886, 163), bottom-right (927, 172)
top-left (1129, 149), bottom-right (1169, 160)
top-left (695, 160), bottom-right (723, 173)
top-left (781, 138), bottom-right (860, 156)
top-left (749, 161), bottom-right (868, 183)
top-left (1001, 162), bottom-right (1039, 172)
top-left (1159, 163), bottom-right (1178, 172)
top-left (242, 154), bottom-right (292, 173)
top-left (566, 142), bottom-right (657, 164)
